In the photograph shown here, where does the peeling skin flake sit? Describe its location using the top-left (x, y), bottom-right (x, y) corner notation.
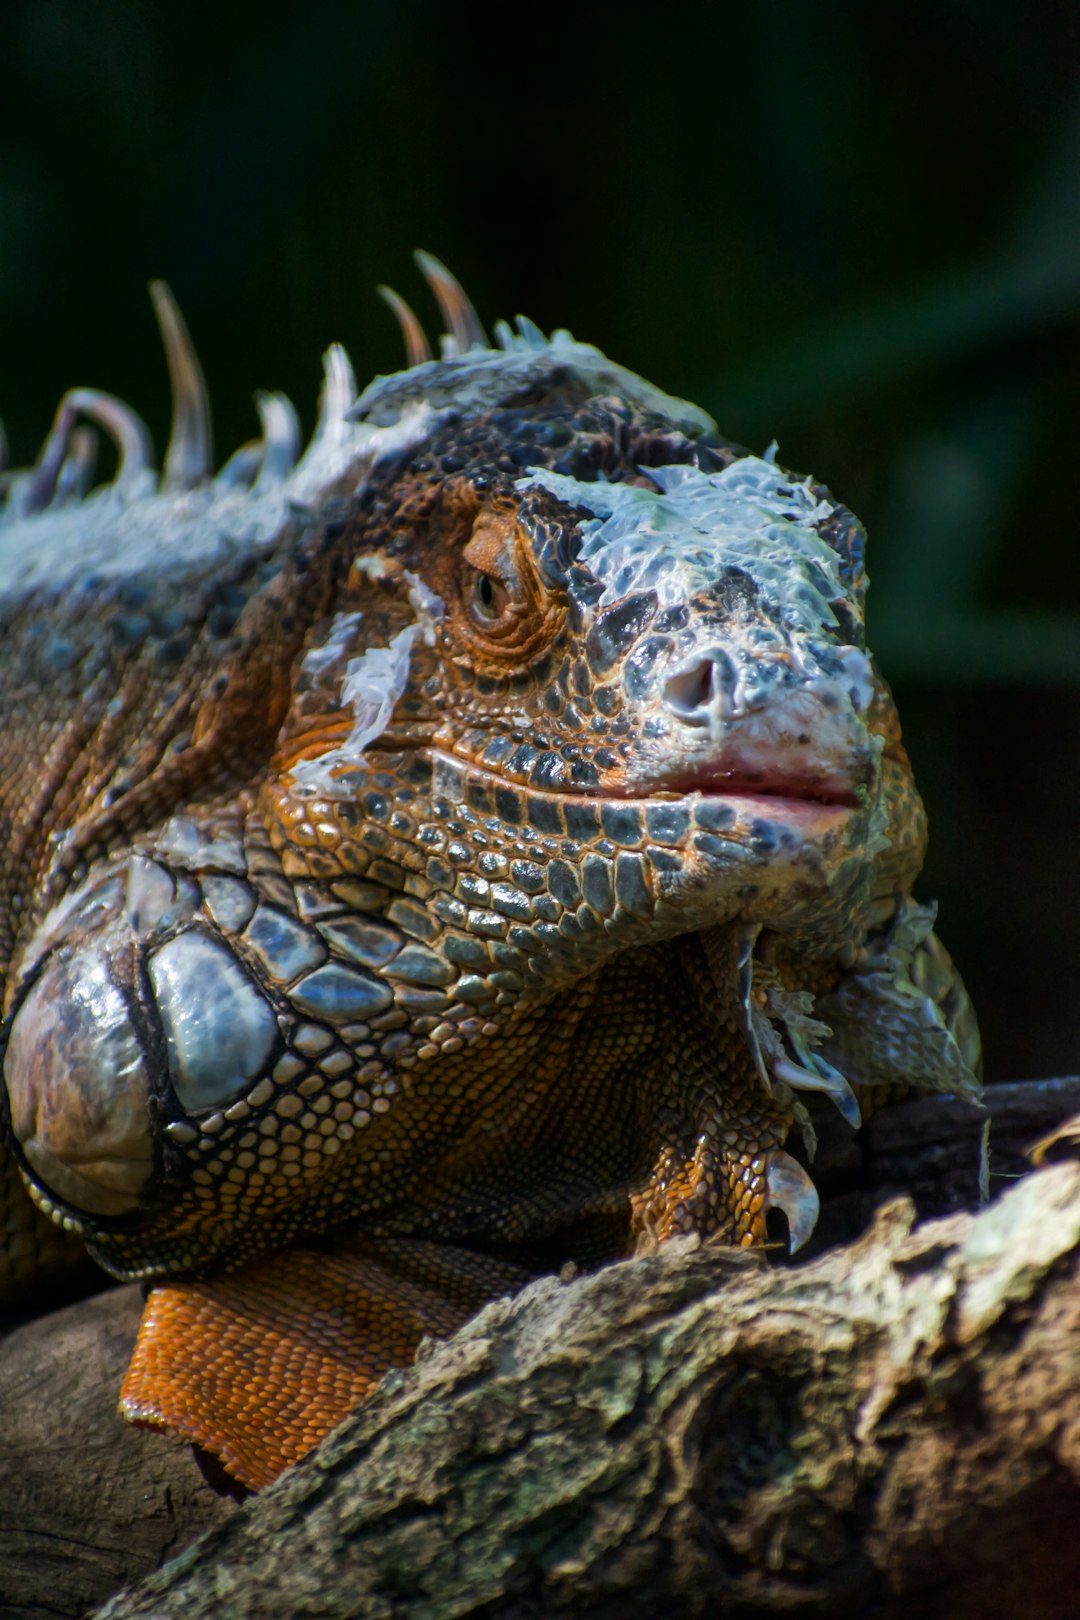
top-left (521, 458), bottom-right (878, 780)
top-left (403, 570), bottom-right (446, 644)
top-left (290, 626), bottom-right (417, 795)
top-left (290, 579), bottom-right (445, 796)
top-left (519, 458), bottom-right (847, 625)
top-left (297, 611), bottom-right (364, 678)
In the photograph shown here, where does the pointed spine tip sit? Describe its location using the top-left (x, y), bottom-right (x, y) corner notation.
top-left (252, 391), bottom-right (300, 489)
top-left (376, 285), bottom-right (433, 368)
top-left (413, 250), bottom-right (488, 355)
top-left (149, 280), bottom-right (212, 490)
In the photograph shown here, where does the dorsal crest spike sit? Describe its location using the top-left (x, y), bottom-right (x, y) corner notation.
top-left (149, 281), bottom-right (213, 492)
top-left (251, 390), bottom-right (300, 490)
top-left (13, 389), bottom-right (154, 513)
top-left (321, 344), bottom-right (357, 422)
top-left (514, 314), bottom-right (549, 351)
top-left (376, 286), bottom-right (433, 369)
top-left (215, 440), bottom-right (262, 490)
top-left (54, 424), bottom-right (98, 508)
top-left (68, 389), bottom-right (155, 493)
top-left (413, 251), bottom-right (488, 356)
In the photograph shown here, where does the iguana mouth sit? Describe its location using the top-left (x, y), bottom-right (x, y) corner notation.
top-left (636, 771), bottom-right (861, 810)
top-left (438, 748), bottom-right (859, 816)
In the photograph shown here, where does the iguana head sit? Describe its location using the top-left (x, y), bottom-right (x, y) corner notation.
top-left (2, 259), bottom-right (972, 1285)
top-left (267, 276), bottom-right (902, 958)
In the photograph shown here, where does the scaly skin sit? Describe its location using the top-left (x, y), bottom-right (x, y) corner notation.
top-left (0, 262), bottom-right (980, 1487)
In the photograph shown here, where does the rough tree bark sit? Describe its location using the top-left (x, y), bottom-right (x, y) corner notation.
top-left (2, 1079), bottom-right (1079, 1620)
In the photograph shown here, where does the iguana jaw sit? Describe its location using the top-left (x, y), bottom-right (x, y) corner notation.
top-left (425, 744), bottom-right (863, 845)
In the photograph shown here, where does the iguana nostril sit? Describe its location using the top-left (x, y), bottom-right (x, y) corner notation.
top-left (663, 649), bottom-right (735, 724)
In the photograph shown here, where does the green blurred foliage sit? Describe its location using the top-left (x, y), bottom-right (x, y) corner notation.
top-left (1, 0), bottom-right (1077, 1081)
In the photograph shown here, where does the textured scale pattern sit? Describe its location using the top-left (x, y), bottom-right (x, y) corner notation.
top-left (0, 259), bottom-right (980, 1487)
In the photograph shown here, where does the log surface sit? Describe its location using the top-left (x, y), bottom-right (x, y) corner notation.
top-left (94, 1160), bottom-right (1080, 1619)
top-left (0, 1287), bottom-right (237, 1620)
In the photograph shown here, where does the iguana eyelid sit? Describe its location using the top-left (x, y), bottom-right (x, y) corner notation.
top-left (461, 518), bottom-right (519, 582)
top-left (457, 515), bottom-right (534, 642)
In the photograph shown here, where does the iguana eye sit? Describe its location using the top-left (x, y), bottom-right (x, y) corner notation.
top-left (456, 507), bottom-right (551, 656)
top-left (470, 569), bottom-right (509, 625)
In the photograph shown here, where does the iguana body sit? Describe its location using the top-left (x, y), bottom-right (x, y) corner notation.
top-left (0, 260), bottom-right (979, 1488)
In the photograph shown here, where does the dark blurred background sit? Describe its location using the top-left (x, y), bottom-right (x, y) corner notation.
top-left (2, 0), bottom-right (1077, 1082)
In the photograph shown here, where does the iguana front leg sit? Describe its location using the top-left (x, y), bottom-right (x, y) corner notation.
top-left (626, 930), bottom-right (813, 1253)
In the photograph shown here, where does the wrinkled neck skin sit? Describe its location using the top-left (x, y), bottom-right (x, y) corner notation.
top-left (2, 352), bottom-right (969, 1294)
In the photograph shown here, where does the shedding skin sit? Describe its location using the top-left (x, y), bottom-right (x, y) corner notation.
top-left (0, 266), bottom-right (980, 1490)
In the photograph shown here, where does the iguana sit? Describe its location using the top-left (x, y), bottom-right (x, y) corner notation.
top-left (0, 256), bottom-right (980, 1490)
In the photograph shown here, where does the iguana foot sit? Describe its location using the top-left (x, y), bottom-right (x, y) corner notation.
top-left (629, 1117), bottom-right (817, 1253)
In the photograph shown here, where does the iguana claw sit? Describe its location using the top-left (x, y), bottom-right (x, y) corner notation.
top-left (763, 1149), bottom-right (820, 1253)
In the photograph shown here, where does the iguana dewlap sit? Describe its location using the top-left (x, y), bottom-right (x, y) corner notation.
top-left (0, 258), bottom-right (980, 1489)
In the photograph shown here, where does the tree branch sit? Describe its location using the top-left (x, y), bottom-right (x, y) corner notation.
top-left (95, 1158), bottom-right (1080, 1620)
